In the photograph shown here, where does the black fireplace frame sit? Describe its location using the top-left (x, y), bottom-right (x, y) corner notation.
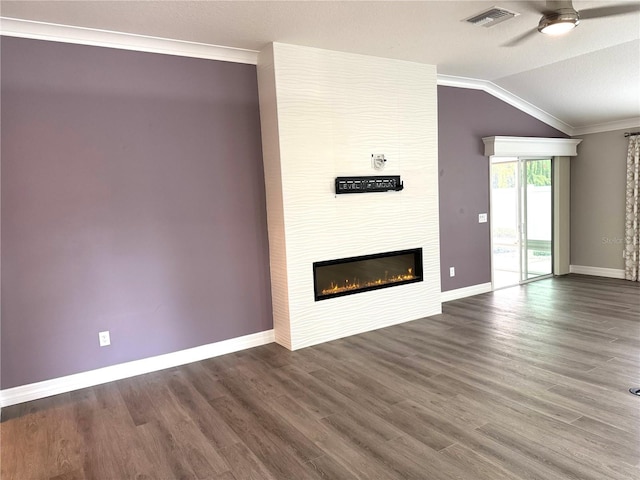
top-left (313, 248), bottom-right (423, 301)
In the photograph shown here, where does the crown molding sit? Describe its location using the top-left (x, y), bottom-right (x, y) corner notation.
top-left (438, 74), bottom-right (640, 137)
top-left (0, 17), bottom-right (259, 65)
top-left (437, 74), bottom-right (574, 136)
top-left (2, 18), bottom-right (633, 136)
top-left (571, 117), bottom-right (640, 136)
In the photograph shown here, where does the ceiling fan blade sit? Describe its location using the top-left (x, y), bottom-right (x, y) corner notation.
top-left (503, 28), bottom-right (539, 47)
top-left (579, 4), bottom-right (640, 20)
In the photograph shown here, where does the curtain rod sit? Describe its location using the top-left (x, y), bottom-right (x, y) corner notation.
top-left (625, 131), bottom-right (640, 137)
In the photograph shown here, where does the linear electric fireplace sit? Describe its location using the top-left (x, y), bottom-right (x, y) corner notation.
top-left (313, 248), bottom-right (423, 301)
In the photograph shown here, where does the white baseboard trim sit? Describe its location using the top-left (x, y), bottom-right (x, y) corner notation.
top-left (569, 265), bottom-right (626, 279)
top-left (441, 282), bottom-right (493, 302)
top-left (0, 329), bottom-right (274, 408)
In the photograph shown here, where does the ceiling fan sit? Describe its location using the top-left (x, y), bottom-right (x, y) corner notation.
top-left (505, 0), bottom-right (640, 46)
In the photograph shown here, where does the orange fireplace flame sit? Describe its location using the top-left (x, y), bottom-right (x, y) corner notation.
top-left (321, 268), bottom-right (417, 296)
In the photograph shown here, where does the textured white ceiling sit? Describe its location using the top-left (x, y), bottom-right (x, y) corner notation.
top-left (496, 39), bottom-right (640, 128)
top-left (1, 1), bottom-right (639, 131)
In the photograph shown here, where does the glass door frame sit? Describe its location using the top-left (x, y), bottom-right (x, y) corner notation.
top-left (489, 156), bottom-right (554, 289)
top-left (519, 156), bottom-right (554, 285)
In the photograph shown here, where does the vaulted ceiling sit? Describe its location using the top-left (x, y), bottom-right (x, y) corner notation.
top-left (2, 1), bottom-right (639, 134)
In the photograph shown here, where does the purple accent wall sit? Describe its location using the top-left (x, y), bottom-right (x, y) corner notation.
top-left (1, 37), bottom-right (272, 389)
top-left (438, 86), bottom-right (567, 292)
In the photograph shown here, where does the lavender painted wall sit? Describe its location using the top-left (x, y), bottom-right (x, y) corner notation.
top-left (438, 86), bottom-right (567, 292)
top-left (1, 37), bottom-right (272, 389)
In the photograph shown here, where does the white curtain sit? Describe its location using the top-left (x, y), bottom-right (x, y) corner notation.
top-left (625, 134), bottom-right (640, 281)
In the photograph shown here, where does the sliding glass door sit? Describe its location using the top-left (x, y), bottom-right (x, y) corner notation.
top-left (521, 158), bottom-right (553, 281)
top-left (491, 157), bottom-right (553, 289)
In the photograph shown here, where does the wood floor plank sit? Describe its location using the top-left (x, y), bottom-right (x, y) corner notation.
top-left (531, 385), bottom-right (640, 434)
top-left (217, 442), bottom-right (278, 480)
top-left (342, 334), bottom-right (441, 379)
top-left (117, 376), bottom-right (159, 427)
top-left (394, 332), bottom-right (562, 392)
top-left (136, 420), bottom-right (199, 480)
top-left (216, 374), bottom-right (325, 464)
top-left (439, 443), bottom-right (515, 480)
top-left (213, 472), bottom-right (237, 480)
top-left (308, 367), bottom-right (398, 416)
top-left (48, 469), bottom-right (85, 480)
top-left (2, 274), bottom-right (638, 480)
top-left (386, 435), bottom-right (511, 480)
top-left (311, 422), bottom-right (406, 480)
top-left (44, 395), bottom-right (84, 479)
top-left (406, 351), bottom-right (584, 423)
top-left (477, 421), bottom-right (630, 480)
top-left (164, 369), bottom-right (242, 450)
top-left (270, 364), bottom-right (357, 418)
top-left (320, 410), bottom-right (451, 480)
top-left (342, 352), bottom-right (462, 400)
top-left (456, 388), bottom-right (639, 470)
top-left (257, 393), bottom-right (331, 444)
top-left (570, 415), bottom-right (640, 459)
top-left (1, 398), bottom-right (56, 479)
top-left (304, 454), bottom-right (360, 480)
top-left (382, 400), bottom-right (461, 450)
top-left (209, 394), bottom-right (324, 480)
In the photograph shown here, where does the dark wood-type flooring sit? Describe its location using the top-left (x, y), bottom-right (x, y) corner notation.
top-left (2, 274), bottom-right (639, 479)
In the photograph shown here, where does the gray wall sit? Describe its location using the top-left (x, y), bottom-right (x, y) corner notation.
top-left (1, 38), bottom-right (272, 389)
top-left (438, 86), bottom-right (567, 292)
top-left (570, 128), bottom-right (635, 270)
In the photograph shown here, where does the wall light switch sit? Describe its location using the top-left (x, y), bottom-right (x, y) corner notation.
top-left (478, 213), bottom-right (488, 223)
top-left (449, 267), bottom-right (455, 277)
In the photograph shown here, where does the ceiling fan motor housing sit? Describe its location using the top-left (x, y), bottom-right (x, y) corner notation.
top-left (538, 9), bottom-right (580, 33)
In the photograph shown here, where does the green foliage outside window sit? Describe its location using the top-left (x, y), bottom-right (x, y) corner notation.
top-left (492, 160), bottom-right (551, 188)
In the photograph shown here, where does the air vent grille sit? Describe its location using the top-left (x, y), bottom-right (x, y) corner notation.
top-left (466, 7), bottom-right (519, 27)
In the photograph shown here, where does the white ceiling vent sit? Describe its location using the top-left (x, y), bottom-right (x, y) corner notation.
top-left (465, 7), bottom-right (519, 28)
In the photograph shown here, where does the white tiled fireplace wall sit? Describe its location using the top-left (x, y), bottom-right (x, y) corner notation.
top-left (257, 43), bottom-right (441, 350)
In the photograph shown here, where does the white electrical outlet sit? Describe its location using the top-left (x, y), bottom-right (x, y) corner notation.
top-left (98, 330), bottom-right (111, 347)
top-left (449, 267), bottom-right (455, 277)
top-left (478, 213), bottom-right (488, 223)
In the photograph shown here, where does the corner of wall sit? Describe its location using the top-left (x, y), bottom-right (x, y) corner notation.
top-left (257, 43), bottom-right (293, 350)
